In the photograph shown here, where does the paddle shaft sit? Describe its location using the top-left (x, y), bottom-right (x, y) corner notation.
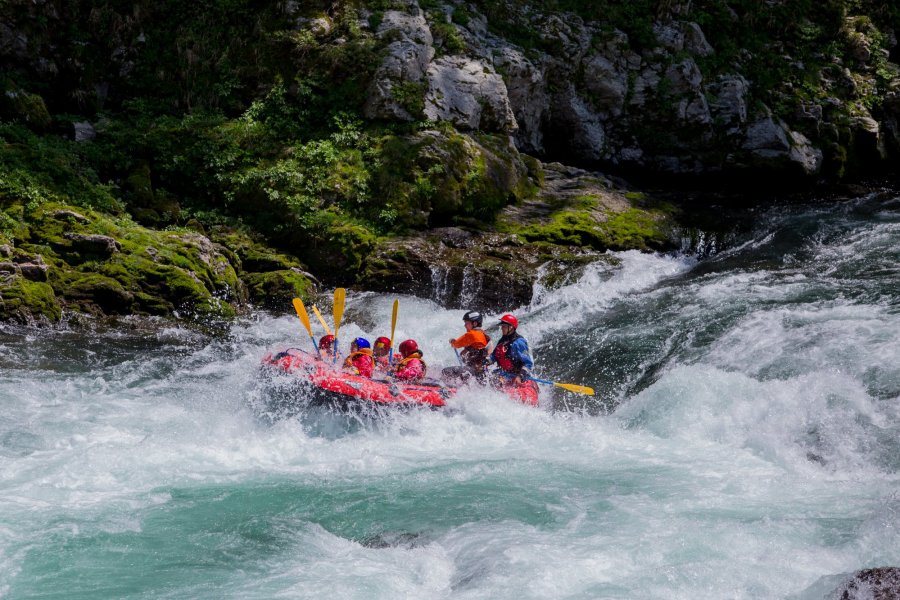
top-left (292, 298), bottom-right (322, 359)
top-left (312, 306), bottom-right (332, 335)
top-left (528, 377), bottom-right (594, 396)
top-left (389, 299), bottom-right (399, 365)
top-left (332, 288), bottom-right (346, 363)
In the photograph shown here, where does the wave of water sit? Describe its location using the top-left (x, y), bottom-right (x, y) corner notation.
top-left (1, 193), bottom-right (899, 599)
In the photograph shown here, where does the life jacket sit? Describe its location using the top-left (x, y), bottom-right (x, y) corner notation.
top-left (393, 350), bottom-right (427, 381)
top-left (343, 348), bottom-right (375, 378)
top-left (459, 330), bottom-right (490, 371)
top-left (493, 332), bottom-right (524, 374)
top-left (374, 353), bottom-right (391, 371)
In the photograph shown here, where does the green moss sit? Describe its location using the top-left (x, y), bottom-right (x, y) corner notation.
top-left (243, 270), bottom-right (314, 309)
top-left (519, 210), bottom-right (605, 247)
top-left (602, 208), bottom-right (671, 250)
top-left (429, 19), bottom-right (467, 55)
top-left (391, 81), bottom-right (427, 117)
top-left (57, 272), bottom-right (134, 314)
top-left (521, 154), bottom-right (545, 187)
top-left (515, 199), bottom-right (673, 251)
top-left (0, 90), bottom-right (51, 130)
top-left (0, 277), bottom-right (61, 322)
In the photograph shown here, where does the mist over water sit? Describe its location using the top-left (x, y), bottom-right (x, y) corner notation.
top-left (1, 192), bottom-right (899, 599)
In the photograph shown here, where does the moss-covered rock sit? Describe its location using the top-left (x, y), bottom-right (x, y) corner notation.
top-left (0, 276), bottom-right (61, 323)
top-left (372, 129), bottom-right (535, 230)
top-left (360, 227), bottom-right (613, 311)
top-left (0, 89), bottom-right (51, 131)
top-left (243, 270), bottom-right (315, 309)
top-left (499, 164), bottom-right (679, 252)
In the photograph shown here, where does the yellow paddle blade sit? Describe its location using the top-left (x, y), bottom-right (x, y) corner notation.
top-left (555, 382), bottom-right (594, 396)
top-left (311, 305), bottom-right (332, 335)
top-left (390, 299), bottom-right (399, 344)
top-left (292, 298), bottom-right (313, 337)
top-left (332, 287), bottom-right (346, 337)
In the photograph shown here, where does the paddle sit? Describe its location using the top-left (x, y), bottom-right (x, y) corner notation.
top-left (292, 297), bottom-right (322, 359)
top-left (528, 377), bottom-right (594, 396)
top-left (388, 299), bottom-right (399, 365)
top-left (332, 287), bottom-right (346, 363)
top-left (311, 305), bottom-right (332, 335)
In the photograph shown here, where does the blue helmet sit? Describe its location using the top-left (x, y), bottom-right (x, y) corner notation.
top-left (353, 337), bottom-right (371, 349)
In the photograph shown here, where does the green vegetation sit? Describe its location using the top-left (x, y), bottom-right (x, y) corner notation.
top-left (0, 0), bottom-right (896, 323)
top-left (506, 194), bottom-right (674, 251)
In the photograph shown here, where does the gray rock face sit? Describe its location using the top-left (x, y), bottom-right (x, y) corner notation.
top-left (583, 54), bottom-right (628, 118)
top-left (708, 75), bottom-right (749, 133)
top-left (742, 112), bottom-right (822, 175)
top-left (363, 8), bottom-right (435, 121)
top-left (492, 46), bottom-right (549, 152)
top-left (665, 58), bottom-right (712, 126)
top-left (424, 57), bottom-right (517, 132)
top-left (879, 93), bottom-right (900, 157)
top-left (73, 121), bottom-right (96, 142)
top-left (356, 2), bottom-right (900, 179)
top-left (551, 86), bottom-right (606, 160)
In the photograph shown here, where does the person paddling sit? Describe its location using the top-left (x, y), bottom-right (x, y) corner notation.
top-left (373, 336), bottom-right (392, 373)
top-left (443, 310), bottom-right (491, 384)
top-left (489, 314), bottom-right (533, 385)
top-left (392, 339), bottom-right (427, 382)
top-left (318, 334), bottom-right (339, 361)
top-left (342, 337), bottom-right (375, 378)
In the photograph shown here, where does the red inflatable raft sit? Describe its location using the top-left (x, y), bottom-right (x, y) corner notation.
top-left (260, 348), bottom-right (539, 409)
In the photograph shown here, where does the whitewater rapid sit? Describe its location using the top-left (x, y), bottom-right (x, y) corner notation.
top-left (1, 192), bottom-right (898, 599)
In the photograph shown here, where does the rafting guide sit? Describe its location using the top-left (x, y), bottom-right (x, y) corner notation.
top-left (488, 313), bottom-right (533, 385)
top-left (443, 310), bottom-right (491, 384)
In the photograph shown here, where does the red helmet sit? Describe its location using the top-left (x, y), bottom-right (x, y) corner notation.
top-left (398, 339), bottom-right (418, 357)
top-left (318, 334), bottom-right (335, 349)
top-left (499, 314), bottom-right (519, 329)
top-left (374, 336), bottom-right (392, 349)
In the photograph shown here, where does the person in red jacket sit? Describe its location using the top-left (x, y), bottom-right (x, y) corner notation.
top-left (392, 339), bottom-right (427, 382)
top-left (342, 337), bottom-right (375, 378)
top-left (373, 336), bottom-right (392, 373)
top-left (489, 314), bottom-right (533, 385)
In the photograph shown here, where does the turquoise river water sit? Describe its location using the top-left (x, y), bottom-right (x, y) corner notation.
top-left (1, 191), bottom-right (898, 599)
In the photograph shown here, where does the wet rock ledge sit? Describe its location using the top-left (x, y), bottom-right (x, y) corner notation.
top-left (831, 567), bottom-right (900, 600)
top-left (0, 204), bottom-right (316, 324)
top-left (0, 161), bottom-right (678, 324)
top-left (359, 162), bottom-right (679, 311)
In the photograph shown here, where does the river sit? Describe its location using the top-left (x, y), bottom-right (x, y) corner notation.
top-left (1, 190), bottom-right (898, 599)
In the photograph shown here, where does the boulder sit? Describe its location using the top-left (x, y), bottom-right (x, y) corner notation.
top-left (424, 56), bottom-right (517, 132)
top-left (63, 233), bottom-right (122, 255)
top-left (73, 121), bottom-right (96, 142)
top-left (830, 567), bottom-right (900, 599)
top-left (741, 111), bottom-right (823, 175)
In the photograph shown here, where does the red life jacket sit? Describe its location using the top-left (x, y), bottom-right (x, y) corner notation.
top-left (393, 351), bottom-right (427, 381)
top-left (493, 332), bottom-right (523, 373)
top-left (343, 349), bottom-right (375, 378)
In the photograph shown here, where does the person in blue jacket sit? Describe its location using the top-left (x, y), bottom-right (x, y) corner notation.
top-left (489, 313), bottom-right (533, 385)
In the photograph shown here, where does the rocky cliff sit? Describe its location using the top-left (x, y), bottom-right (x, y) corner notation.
top-left (1, 0), bottom-right (898, 323)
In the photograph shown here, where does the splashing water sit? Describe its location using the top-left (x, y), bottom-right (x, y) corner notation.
top-left (1, 193), bottom-right (899, 599)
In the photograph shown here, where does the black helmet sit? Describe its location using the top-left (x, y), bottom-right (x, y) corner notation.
top-left (462, 311), bottom-right (483, 326)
